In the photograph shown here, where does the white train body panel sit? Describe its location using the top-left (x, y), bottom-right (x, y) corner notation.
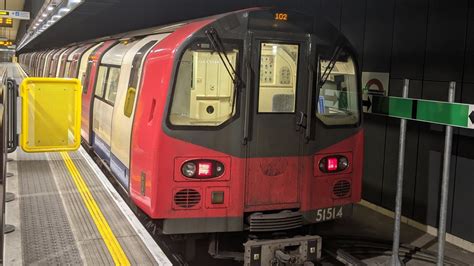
top-left (77, 42), bottom-right (102, 80)
top-left (42, 50), bottom-right (55, 77)
top-left (110, 34), bottom-right (169, 171)
top-left (56, 48), bottom-right (72, 77)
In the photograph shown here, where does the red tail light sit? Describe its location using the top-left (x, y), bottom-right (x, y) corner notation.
top-left (327, 158), bottom-right (339, 171)
top-left (198, 162), bottom-right (213, 177)
top-left (319, 156), bottom-right (349, 173)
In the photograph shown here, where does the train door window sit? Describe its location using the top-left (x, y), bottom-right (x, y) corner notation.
top-left (169, 42), bottom-right (240, 126)
top-left (64, 61), bottom-right (71, 77)
top-left (124, 40), bottom-right (157, 117)
top-left (82, 57), bottom-right (95, 93)
top-left (257, 43), bottom-right (299, 113)
top-left (104, 67), bottom-right (120, 104)
top-left (317, 48), bottom-right (359, 126)
top-left (95, 66), bottom-right (108, 98)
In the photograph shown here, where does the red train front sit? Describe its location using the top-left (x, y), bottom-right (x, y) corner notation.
top-left (131, 8), bottom-right (363, 234)
top-left (19, 7), bottom-right (364, 262)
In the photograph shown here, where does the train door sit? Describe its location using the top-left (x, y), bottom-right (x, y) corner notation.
top-left (110, 34), bottom-right (168, 190)
top-left (245, 33), bottom-right (309, 210)
top-left (92, 40), bottom-right (137, 166)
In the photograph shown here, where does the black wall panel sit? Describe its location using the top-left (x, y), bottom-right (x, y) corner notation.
top-left (451, 155), bottom-right (474, 242)
top-left (462, 6), bottom-right (474, 83)
top-left (451, 83), bottom-right (474, 242)
top-left (380, 79), bottom-right (421, 217)
top-left (362, 0), bottom-right (395, 72)
top-left (340, 0), bottom-right (366, 66)
top-left (423, 0), bottom-right (468, 82)
top-left (390, 0), bottom-right (429, 80)
top-left (361, 115), bottom-right (387, 205)
top-left (359, 0), bottom-right (394, 205)
top-left (412, 81), bottom-right (459, 229)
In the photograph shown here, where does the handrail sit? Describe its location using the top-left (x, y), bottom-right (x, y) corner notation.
top-left (6, 78), bottom-right (18, 153)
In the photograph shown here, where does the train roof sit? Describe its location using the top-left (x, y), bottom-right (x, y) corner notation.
top-left (23, 7), bottom-right (355, 58)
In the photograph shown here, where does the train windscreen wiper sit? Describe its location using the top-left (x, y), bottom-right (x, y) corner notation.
top-left (319, 45), bottom-right (343, 87)
top-left (205, 28), bottom-right (242, 87)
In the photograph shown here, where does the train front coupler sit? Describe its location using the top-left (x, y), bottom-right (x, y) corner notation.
top-left (243, 235), bottom-right (322, 266)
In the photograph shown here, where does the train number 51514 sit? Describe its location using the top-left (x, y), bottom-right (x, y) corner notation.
top-left (315, 206), bottom-right (343, 222)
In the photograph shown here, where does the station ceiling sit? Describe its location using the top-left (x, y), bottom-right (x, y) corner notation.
top-left (0, 0), bottom-right (26, 42)
top-left (17, 0), bottom-right (264, 52)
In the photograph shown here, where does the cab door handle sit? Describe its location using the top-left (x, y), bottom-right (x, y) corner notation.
top-left (296, 111), bottom-right (307, 130)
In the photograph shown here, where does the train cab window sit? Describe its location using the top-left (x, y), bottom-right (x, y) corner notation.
top-left (169, 42), bottom-right (239, 126)
top-left (317, 49), bottom-right (359, 126)
top-left (95, 66), bottom-right (108, 98)
top-left (258, 43), bottom-right (299, 113)
top-left (105, 67), bottom-right (120, 104)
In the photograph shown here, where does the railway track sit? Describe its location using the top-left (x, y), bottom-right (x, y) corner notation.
top-left (321, 235), bottom-right (467, 265)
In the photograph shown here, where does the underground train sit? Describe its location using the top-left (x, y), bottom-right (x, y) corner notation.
top-left (19, 7), bottom-right (363, 261)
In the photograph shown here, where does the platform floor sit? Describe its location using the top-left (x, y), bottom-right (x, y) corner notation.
top-left (2, 63), bottom-right (171, 265)
top-left (315, 203), bottom-right (474, 265)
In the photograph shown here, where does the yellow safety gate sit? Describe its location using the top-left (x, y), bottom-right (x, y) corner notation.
top-left (20, 78), bottom-right (81, 152)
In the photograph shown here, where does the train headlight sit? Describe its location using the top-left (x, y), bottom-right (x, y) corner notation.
top-left (182, 162), bottom-right (196, 177)
top-left (338, 157), bottom-right (349, 170)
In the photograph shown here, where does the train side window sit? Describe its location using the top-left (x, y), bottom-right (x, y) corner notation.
top-left (169, 42), bottom-right (239, 126)
top-left (95, 66), bottom-right (108, 98)
top-left (124, 40), bottom-right (157, 118)
top-left (104, 67), bottom-right (120, 104)
top-left (258, 43), bottom-right (299, 113)
top-left (316, 51), bottom-right (359, 126)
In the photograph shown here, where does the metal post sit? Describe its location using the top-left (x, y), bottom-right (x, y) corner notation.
top-left (390, 79), bottom-right (409, 266)
top-left (437, 81), bottom-right (455, 265)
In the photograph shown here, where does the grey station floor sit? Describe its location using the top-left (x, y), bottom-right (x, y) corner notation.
top-left (2, 63), bottom-right (171, 265)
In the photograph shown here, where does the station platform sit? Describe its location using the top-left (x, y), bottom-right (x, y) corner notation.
top-left (1, 63), bottom-right (171, 265)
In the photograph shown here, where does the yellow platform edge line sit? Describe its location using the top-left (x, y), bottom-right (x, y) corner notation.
top-left (15, 63), bottom-right (27, 78)
top-left (60, 152), bottom-right (130, 265)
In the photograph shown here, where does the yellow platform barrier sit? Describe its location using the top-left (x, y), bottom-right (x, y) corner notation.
top-left (20, 78), bottom-right (81, 152)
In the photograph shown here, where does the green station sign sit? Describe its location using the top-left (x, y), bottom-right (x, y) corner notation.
top-left (363, 95), bottom-right (474, 129)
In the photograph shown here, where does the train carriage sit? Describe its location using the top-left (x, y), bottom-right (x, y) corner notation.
top-left (80, 40), bottom-right (117, 144)
top-left (56, 46), bottom-right (76, 77)
top-left (20, 7), bottom-right (364, 262)
top-left (48, 48), bottom-right (67, 77)
top-left (41, 50), bottom-right (56, 77)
